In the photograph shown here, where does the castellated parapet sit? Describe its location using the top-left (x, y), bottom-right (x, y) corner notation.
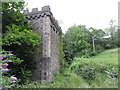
top-left (23, 5), bottom-right (61, 83)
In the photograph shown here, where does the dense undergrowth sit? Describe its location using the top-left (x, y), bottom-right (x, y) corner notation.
top-left (69, 48), bottom-right (118, 88)
top-left (14, 48), bottom-right (118, 88)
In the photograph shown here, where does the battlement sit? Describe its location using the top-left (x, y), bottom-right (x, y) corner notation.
top-left (23, 6), bottom-right (50, 15)
top-left (23, 5), bottom-right (61, 32)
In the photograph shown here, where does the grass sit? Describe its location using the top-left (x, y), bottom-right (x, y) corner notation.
top-left (70, 48), bottom-right (118, 88)
top-left (14, 48), bottom-right (118, 88)
top-left (90, 48), bottom-right (118, 65)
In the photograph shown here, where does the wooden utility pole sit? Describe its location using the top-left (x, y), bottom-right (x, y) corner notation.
top-left (92, 36), bottom-right (95, 51)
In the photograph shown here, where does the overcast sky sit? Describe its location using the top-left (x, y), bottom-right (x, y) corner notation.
top-left (25, 0), bottom-right (119, 33)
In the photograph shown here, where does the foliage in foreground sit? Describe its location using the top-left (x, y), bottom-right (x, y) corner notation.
top-left (0, 51), bottom-right (20, 89)
top-left (2, 2), bottom-right (41, 83)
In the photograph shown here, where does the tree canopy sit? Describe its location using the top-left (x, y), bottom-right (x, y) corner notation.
top-left (2, 2), bottom-right (41, 83)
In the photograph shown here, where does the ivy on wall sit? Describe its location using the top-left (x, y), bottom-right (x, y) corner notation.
top-left (58, 30), bottom-right (65, 73)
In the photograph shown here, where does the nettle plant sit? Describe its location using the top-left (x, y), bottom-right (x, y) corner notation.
top-left (0, 50), bottom-right (22, 89)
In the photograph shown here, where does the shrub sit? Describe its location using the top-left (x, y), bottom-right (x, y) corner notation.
top-left (2, 2), bottom-right (41, 83)
top-left (0, 51), bottom-right (19, 89)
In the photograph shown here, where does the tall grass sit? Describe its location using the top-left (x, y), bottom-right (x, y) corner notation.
top-left (15, 73), bottom-right (90, 88)
top-left (69, 48), bottom-right (118, 88)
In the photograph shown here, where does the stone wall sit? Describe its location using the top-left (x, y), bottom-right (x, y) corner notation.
top-left (23, 5), bottom-right (61, 83)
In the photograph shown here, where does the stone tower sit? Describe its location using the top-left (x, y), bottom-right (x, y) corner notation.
top-left (23, 5), bottom-right (61, 83)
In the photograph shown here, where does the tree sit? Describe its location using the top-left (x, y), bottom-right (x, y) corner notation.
top-left (89, 27), bottom-right (105, 51)
top-left (63, 25), bottom-right (107, 64)
top-left (104, 19), bottom-right (118, 48)
top-left (63, 25), bottom-right (90, 64)
top-left (105, 20), bottom-right (118, 39)
top-left (2, 2), bottom-right (41, 83)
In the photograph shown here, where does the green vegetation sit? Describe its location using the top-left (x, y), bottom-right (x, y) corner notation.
top-left (14, 48), bottom-right (118, 88)
top-left (58, 30), bottom-right (65, 73)
top-left (70, 48), bottom-right (118, 88)
top-left (2, 2), bottom-right (41, 83)
top-left (14, 73), bottom-right (90, 88)
top-left (63, 24), bottom-right (118, 64)
top-left (1, 1), bottom-right (119, 89)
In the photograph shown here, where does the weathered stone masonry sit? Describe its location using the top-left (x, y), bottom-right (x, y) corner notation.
top-left (23, 6), bottom-right (61, 83)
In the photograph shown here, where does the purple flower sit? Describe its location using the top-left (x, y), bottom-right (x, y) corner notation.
top-left (10, 80), bottom-right (16, 84)
top-left (7, 60), bottom-right (12, 62)
top-left (10, 76), bottom-right (17, 81)
top-left (8, 54), bottom-right (14, 56)
top-left (2, 63), bottom-right (8, 67)
top-left (2, 69), bottom-right (9, 72)
top-left (0, 55), bottom-right (3, 61)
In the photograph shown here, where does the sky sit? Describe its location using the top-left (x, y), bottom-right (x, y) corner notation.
top-left (25, 0), bottom-right (119, 33)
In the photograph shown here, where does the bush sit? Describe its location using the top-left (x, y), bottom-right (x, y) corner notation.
top-left (0, 51), bottom-right (19, 89)
top-left (2, 2), bottom-right (41, 83)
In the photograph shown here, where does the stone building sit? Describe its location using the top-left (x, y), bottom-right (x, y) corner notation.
top-left (23, 5), bottom-right (61, 83)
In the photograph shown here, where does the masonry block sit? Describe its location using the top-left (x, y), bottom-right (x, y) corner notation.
top-left (24, 5), bottom-right (61, 83)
